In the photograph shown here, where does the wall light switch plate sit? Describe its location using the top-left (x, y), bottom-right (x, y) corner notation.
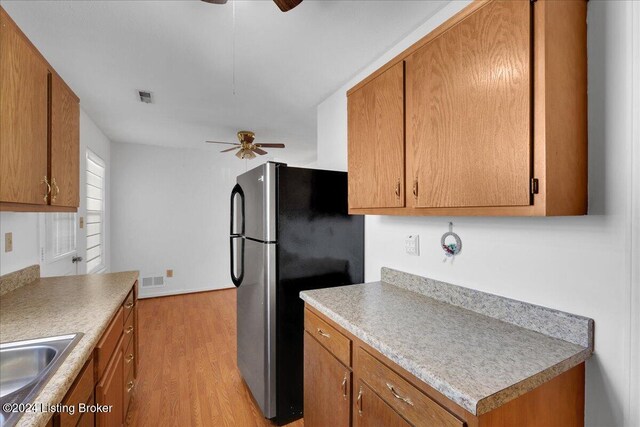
top-left (79, 217), bottom-right (84, 229)
top-left (166, 269), bottom-right (174, 278)
top-left (405, 235), bottom-right (419, 256)
top-left (5, 232), bottom-right (13, 253)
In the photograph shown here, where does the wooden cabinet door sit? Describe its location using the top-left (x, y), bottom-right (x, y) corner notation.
top-left (96, 336), bottom-right (124, 427)
top-left (303, 331), bottom-right (351, 427)
top-left (0, 9), bottom-right (49, 205)
top-left (50, 73), bottom-right (80, 207)
top-left (354, 382), bottom-right (411, 427)
top-left (406, 0), bottom-right (531, 208)
top-left (348, 62), bottom-right (404, 209)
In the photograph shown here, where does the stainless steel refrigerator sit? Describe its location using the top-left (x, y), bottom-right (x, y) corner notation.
top-left (230, 162), bottom-right (364, 425)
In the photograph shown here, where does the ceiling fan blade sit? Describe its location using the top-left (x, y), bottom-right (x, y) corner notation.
top-left (235, 149), bottom-right (244, 159)
top-left (255, 143), bottom-right (285, 148)
top-left (253, 147), bottom-right (268, 156)
top-left (206, 141), bottom-right (239, 145)
top-left (273, 0), bottom-right (302, 12)
top-left (201, 0), bottom-right (227, 4)
top-left (220, 147), bottom-right (237, 153)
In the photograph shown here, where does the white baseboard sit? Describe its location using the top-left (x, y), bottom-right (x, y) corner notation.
top-left (138, 285), bottom-right (234, 299)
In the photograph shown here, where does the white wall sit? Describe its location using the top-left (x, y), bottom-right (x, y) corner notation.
top-left (316, 1), bottom-right (639, 426)
top-left (110, 142), bottom-right (247, 298)
top-left (0, 108), bottom-right (112, 276)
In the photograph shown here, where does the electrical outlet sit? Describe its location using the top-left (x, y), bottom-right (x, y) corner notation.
top-left (405, 235), bottom-right (420, 256)
top-left (4, 232), bottom-right (12, 252)
top-left (166, 269), bottom-right (173, 278)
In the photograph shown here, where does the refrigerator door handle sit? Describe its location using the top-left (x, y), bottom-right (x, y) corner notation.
top-left (230, 183), bottom-right (245, 236)
top-left (230, 235), bottom-right (244, 287)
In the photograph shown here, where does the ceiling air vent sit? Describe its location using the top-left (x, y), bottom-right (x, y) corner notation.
top-left (138, 90), bottom-right (153, 104)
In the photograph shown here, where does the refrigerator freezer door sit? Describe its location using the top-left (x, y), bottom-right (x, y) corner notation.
top-left (236, 238), bottom-right (277, 419)
top-left (236, 163), bottom-right (277, 242)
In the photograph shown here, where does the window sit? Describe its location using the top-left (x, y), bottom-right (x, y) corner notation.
top-left (45, 212), bottom-right (77, 260)
top-left (86, 149), bottom-right (106, 273)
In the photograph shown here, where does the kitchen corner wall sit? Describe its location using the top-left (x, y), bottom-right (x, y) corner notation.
top-left (316, 1), bottom-right (638, 426)
top-left (0, 109), bottom-right (112, 276)
top-left (110, 142), bottom-right (247, 298)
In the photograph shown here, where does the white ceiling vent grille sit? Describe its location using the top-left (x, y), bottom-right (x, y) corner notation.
top-left (138, 90), bottom-right (153, 104)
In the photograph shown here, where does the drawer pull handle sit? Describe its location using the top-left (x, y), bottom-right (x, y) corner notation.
top-left (356, 386), bottom-right (363, 416)
top-left (124, 301), bottom-right (134, 309)
top-left (126, 353), bottom-right (134, 363)
top-left (341, 374), bottom-right (348, 399)
top-left (125, 325), bottom-right (134, 334)
top-left (127, 381), bottom-right (135, 392)
top-left (316, 328), bottom-right (331, 339)
top-left (386, 383), bottom-right (414, 406)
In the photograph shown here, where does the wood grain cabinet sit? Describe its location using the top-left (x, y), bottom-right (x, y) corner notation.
top-left (52, 282), bottom-right (139, 427)
top-left (0, 7), bottom-right (80, 212)
top-left (348, 62), bottom-right (405, 209)
top-left (347, 0), bottom-right (587, 216)
top-left (304, 304), bottom-right (586, 427)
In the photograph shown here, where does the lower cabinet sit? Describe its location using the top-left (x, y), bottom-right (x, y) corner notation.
top-left (53, 282), bottom-right (138, 427)
top-left (95, 335), bottom-right (124, 427)
top-left (303, 331), bottom-right (351, 427)
top-left (304, 305), bottom-right (586, 427)
top-left (354, 382), bottom-right (411, 427)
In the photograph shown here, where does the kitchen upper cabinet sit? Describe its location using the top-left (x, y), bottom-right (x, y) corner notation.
top-left (0, 8), bottom-right (49, 206)
top-left (406, 0), bottom-right (531, 209)
top-left (0, 6), bottom-right (80, 212)
top-left (304, 331), bottom-right (351, 427)
top-left (348, 62), bottom-right (404, 209)
top-left (50, 74), bottom-right (80, 208)
top-left (347, 0), bottom-right (587, 216)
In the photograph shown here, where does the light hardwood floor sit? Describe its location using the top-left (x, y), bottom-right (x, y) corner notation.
top-left (127, 289), bottom-right (304, 427)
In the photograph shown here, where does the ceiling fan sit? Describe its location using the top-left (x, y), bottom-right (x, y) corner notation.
top-left (207, 131), bottom-right (286, 160)
top-left (201, 0), bottom-right (302, 13)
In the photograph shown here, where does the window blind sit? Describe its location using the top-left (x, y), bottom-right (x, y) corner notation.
top-left (86, 150), bottom-right (105, 273)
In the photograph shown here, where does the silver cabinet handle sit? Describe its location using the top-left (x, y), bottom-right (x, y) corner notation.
top-left (386, 383), bottom-right (414, 406)
top-left (127, 381), bottom-right (135, 392)
top-left (356, 386), bottom-right (363, 416)
top-left (125, 301), bottom-right (134, 309)
top-left (125, 325), bottom-right (134, 334)
top-left (126, 353), bottom-right (134, 363)
top-left (316, 328), bottom-right (331, 339)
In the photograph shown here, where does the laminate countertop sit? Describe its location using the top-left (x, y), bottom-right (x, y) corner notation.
top-left (300, 269), bottom-right (594, 416)
top-left (0, 271), bottom-right (139, 427)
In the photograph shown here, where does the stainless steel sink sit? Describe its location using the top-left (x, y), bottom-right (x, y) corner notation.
top-left (0, 334), bottom-right (82, 427)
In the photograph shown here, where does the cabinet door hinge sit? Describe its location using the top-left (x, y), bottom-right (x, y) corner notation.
top-left (531, 178), bottom-right (539, 195)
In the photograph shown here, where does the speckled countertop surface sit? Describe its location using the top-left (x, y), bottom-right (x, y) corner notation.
top-left (300, 281), bottom-right (592, 416)
top-left (0, 271), bottom-right (138, 427)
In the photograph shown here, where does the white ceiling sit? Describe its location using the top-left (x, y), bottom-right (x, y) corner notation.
top-left (2, 0), bottom-right (447, 163)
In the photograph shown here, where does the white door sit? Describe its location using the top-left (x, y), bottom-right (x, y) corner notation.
top-left (39, 212), bottom-right (80, 277)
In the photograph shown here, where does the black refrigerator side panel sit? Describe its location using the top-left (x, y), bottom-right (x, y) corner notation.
top-left (274, 165), bottom-right (364, 425)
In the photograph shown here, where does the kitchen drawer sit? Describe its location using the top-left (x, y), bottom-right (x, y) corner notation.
top-left (124, 363), bottom-right (135, 414)
top-left (123, 288), bottom-right (135, 321)
top-left (56, 357), bottom-right (94, 427)
top-left (95, 306), bottom-right (124, 381)
top-left (305, 308), bottom-right (351, 366)
top-left (124, 332), bottom-right (135, 372)
top-left (357, 347), bottom-right (463, 427)
top-left (123, 306), bottom-right (135, 346)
